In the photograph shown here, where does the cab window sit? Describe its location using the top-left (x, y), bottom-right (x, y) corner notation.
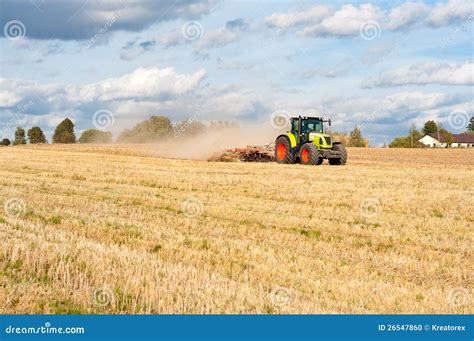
top-left (302, 120), bottom-right (322, 133)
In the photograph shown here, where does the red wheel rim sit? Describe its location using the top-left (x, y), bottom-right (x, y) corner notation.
top-left (277, 143), bottom-right (286, 160)
top-left (301, 148), bottom-right (309, 163)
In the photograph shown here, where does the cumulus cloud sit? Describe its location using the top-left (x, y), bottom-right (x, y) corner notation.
top-left (76, 67), bottom-right (207, 102)
top-left (0, 66), bottom-right (274, 139)
top-left (191, 18), bottom-right (250, 50)
top-left (362, 61), bottom-right (474, 88)
top-left (427, 0), bottom-right (474, 27)
top-left (265, 0), bottom-right (474, 38)
top-left (0, 0), bottom-right (217, 40)
top-left (154, 18), bottom-right (250, 50)
top-left (264, 5), bottom-right (333, 28)
top-left (387, 2), bottom-right (430, 30)
top-left (298, 4), bottom-right (384, 37)
top-left (384, 91), bottom-right (463, 110)
top-left (0, 67), bottom-right (207, 128)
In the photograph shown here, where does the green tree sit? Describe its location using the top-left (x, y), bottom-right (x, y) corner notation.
top-left (467, 116), bottom-right (474, 133)
top-left (438, 127), bottom-right (454, 147)
top-left (1, 138), bottom-right (11, 146)
top-left (13, 127), bottom-right (27, 145)
top-left (389, 136), bottom-right (411, 148)
top-left (422, 120), bottom-right (438, 135)
top-left (348, 126), bottom-right (366, 147)
top-left (27, 127), bottom-right (47, 144)
top-left (390, 124), bottom-right (422, 148)
top-left (53, 118), bottom-right (76, 144)
top-left (78, 129), bottom-right (113, 144)
top-left (117, 116), bottom-right (172, 143)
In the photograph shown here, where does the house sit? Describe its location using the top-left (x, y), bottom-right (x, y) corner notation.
top-left (419, 134), bottom-right (446, 148)
top-left (451, 134), bottom-right (474, 148)
top-left (419, 134), bottom-right (474, 148)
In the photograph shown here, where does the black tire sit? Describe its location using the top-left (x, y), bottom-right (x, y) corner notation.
top-left (329, 143), bottom-right (347, 165)
top-left (299, 143), bottom-right (322, 165)
top-left (275, 136), bottom-right (295, 164)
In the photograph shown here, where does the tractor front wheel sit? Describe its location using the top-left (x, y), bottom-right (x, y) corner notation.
top-left (329, 143), bottom-right (347, 165)
top-left (299, 143), bottom-right (322, 165)
top-left (275, 136), bottom-right (295, 164)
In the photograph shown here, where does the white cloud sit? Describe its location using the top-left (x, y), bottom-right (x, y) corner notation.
top-left (298, 4), bottom-right (384, 37)
top-left (0, 67), bottom-right (274, 139)
top-left (387, 2), bottom-right (430, 30)
top-left (155, 18), bottom-right (249, 50)
top-left (265, 0), bottom-right (474, 38)
top-left (385, 91), bottom-right (458, 111)
top-left (203, 88), bottom-right (266, 119)
top-left (427, 0), bottom-right (474, 27)
top-left (195, 28), bottom-right (239, 49)
top-left (77, 67), bottom-right (207, 102)
top-left (157, 30), bottom-right (186, 48)
top-left (362, 61), bottom-right (474, 88)
top-left (264, 5), bottom-right (333, 28)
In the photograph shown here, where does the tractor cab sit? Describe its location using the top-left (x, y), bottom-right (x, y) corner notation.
top-left (275, 115), bottom-right (347, 166)
top-left (290, 116), bottom-right (332, 149)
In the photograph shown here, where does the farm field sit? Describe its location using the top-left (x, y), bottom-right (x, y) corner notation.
top-left (0, 145), bottom-right (472, 314)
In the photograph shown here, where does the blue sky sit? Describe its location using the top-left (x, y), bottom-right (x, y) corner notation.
top-left (0, 0), bottom-right (472, 145)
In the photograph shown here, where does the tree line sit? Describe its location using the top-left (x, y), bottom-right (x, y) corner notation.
top-left (388, 117), bottom-right (474, 148)
top-left (331, 126), bottom-right (368, 147)
top-left (1, 116), bottom-right (240, 146)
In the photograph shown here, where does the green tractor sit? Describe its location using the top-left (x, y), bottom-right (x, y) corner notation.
top-left (275, 116), bottom-right (347, 165)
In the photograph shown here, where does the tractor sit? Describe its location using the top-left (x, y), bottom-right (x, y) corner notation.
top-left (275, 116), bottom-right (347, 165)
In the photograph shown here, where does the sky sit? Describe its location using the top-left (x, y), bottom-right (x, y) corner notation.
top-left (0, 0), bottom-right (473, 146)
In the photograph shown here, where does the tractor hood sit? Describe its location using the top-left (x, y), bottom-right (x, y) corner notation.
top-left (308, 132), bottom-right (329, 141)
top-left (308, 132), bottom-right (332, 148)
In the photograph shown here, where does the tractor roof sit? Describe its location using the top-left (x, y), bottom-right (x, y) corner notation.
top-left (291, 116), bottom-right (325, 120)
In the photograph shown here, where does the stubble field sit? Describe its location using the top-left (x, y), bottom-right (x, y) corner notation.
top-left (0, 145), bottom-right (472, 314)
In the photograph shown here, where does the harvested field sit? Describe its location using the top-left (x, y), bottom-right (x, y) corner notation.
top-left (0, 145), bottom-right (472, 314)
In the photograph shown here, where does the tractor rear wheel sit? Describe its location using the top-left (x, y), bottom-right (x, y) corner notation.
top-left (275, 136), bottom-right (295, 164)
top-left (329, 143), bottom-right (347, 165)
top-left (299, 143), bottom-right (322, 165)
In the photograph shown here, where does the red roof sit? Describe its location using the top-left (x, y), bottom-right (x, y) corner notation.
top-left (429, 133), bottom-right (474, 143)
top-left (453, 134), bottom-right (474, 143)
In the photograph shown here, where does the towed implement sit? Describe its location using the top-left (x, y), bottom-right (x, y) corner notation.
top-left (275, 116), bottom-right (347, 165)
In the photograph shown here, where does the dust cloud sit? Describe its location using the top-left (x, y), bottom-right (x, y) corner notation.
top-left (149, 125), bottom-right (279, 160)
